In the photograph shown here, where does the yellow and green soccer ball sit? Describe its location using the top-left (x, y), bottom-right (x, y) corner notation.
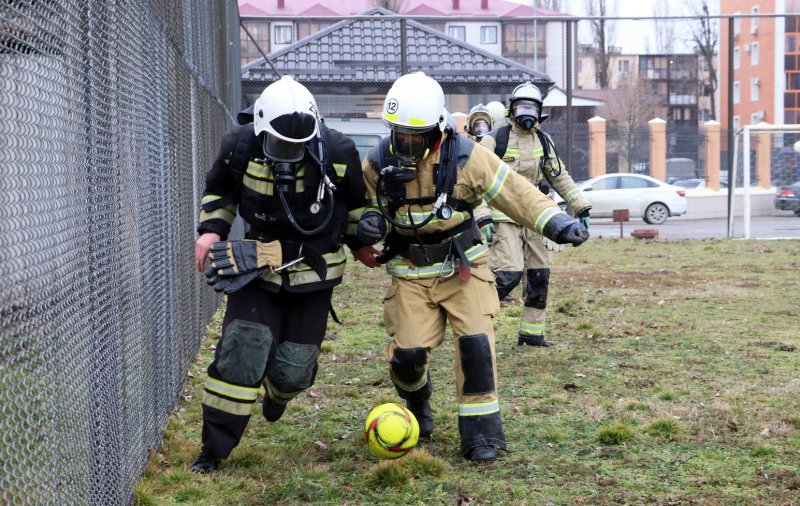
top-left (364, 403), bottom-right (420, 459)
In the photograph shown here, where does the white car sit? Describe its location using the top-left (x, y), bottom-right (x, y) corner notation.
top-left (556, 173), bottom-right (688, 225)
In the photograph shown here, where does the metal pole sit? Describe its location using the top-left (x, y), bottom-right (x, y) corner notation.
top-left (565, 20), bottom-right (573, 172)
top-left (400, 18), bottom-right (408, 75)
top-left (743, 126), bottom-right (751, 238)
top-left (727, 130), bottom-right (739, 238)
top-left (725, 16), bottom-right (735, 235)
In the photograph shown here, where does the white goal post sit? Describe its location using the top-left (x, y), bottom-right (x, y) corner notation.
top-left (731, 123), bottom-right (800, 239)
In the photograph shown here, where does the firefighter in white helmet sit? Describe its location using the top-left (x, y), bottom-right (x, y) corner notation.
top-left (355, 72), bottom-right (589, 462)
top-left (485, 100), bottom-right (508, 129)
top-left (482, 81), bottom-right (591, 347)
top-left (191, 75), bottom-right (373, 473)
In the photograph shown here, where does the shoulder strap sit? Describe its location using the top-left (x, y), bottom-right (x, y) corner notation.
top-left (492, 125), bottom-right (511, 158)
top-left (535, 128), bottom-right (552, 159)
top-left (230, 126), bottom-right (256, 180)
top-left (309, 120), bottom-right (331, 170)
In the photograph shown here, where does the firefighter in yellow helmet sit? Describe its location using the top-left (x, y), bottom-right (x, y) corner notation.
top-left (355, 72), bottom-right (589, 462)
top-left (465, 103), bottom-right (493, 143)
top-left (481, 81), bottom-right (591, 347)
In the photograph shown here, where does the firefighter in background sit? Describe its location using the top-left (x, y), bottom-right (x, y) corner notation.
top-left (355, 72), bottom-right (589, 462)
top-left (465, 103), bottom-right (493, 143)
top-left (481, 82), bottom-right (591, 347)
top-left (485, 100), bottom-right (508, 130)
top-left (191, 76), bottom-right (374, 473)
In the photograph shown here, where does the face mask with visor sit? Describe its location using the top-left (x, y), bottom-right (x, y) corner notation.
top-left (390, 125), bottom-right (440, 166)
top-left (470, 118), bottom-right (490, 138)
top-left (511, 100), bottom-right (542, 130)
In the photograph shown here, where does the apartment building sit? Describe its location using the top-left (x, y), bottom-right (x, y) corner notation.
top-left (719, 0), bottom-right (800, 129)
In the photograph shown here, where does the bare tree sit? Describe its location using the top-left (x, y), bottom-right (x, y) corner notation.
top-left (529, 0), bottom-right (563, 10)
top-left (685, 1), bottom-right (719, 120)
top-left (585, 0), bottom-right (617, 89)
top-left (370, 0), bottom-right (407, 12)
top-left (653, 2), bottom-right (675, 53)
top-left (603, 76), bottom-right (664, 172)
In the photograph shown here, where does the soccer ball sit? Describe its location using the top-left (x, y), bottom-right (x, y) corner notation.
top-left (364, 403), bottom-right (420, 459)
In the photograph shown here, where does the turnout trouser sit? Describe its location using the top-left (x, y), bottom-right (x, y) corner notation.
top-left (383, 264), bottom-right (506, 456)
top-left (200, 283), bottom-right (333, 459)
top-left (489, 221), bottom-right (553, 340)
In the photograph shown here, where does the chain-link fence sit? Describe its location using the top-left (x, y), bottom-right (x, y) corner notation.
top-left (0, 1), bottom-right (240, 504)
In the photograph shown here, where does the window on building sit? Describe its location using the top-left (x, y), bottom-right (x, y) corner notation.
top-left (448, 25), bottom-right (466, 41)
top-left (273, 24), bottom-right (293, 45)
top-left (240, 20), bottom-right (270, 66)
top-left (480, 25), bottom-right (497, 44)
top-left (733, 47), bottom-right (741, 69)
top-left (750, 112), bottom-right (761, 124)
top-left (788, 73), bottom-right (800, 90)
top-left (751, 6), bottom-right (759, 34)
top-left (751, 77), bottom-right (760, 101)
top-left (618, 59), bottom-right (630, 73)
top-left (733, 13), bottom-right (741, 37)
top-left (503, 22), bottom-right (545, 70)
top-left (751, 41), bottom-right (759, 65)
top-left (733, 115), bottom-right (741, 130)
top-left (787, 34), bottom-right (797, 53)
top-left (733, 81), bottom-right (741, 103)
top-left (297, 21), bottom-right (331, 39)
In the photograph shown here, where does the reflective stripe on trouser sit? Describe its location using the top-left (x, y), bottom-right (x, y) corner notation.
top-left (200, 284), bottom-right (333, 459)
top-left (520, 234), bottom-right (552, 338)
top-left (382, 262), bottom-right (506, 454)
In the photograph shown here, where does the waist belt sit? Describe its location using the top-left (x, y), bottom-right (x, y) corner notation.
top-left (400, 221), bottom-right (482, 268)
top-left (246, 232), bottom-right (329, 281)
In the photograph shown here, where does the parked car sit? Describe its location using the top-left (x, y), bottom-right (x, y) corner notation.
top-left (774, 181), bottom-right (800, 216)
top-left (556, 173), bottom-right (687, 225)
top-left (672, 178), bottom-right (728, 190)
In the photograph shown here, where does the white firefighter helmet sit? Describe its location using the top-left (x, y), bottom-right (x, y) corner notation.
top-left (253, 75), bottom-right (319, 162)
top-left (509, 81), bottom-right (544, 129)
top-left (382, 71), bottom-right (447, 164)
top-left (485, 100), bottom-right (507, 127)
top-left (467, 103), bottom-right (492, 139)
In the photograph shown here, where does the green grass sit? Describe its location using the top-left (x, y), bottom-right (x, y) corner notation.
top-left (135, 238), bottom-right (800, 505)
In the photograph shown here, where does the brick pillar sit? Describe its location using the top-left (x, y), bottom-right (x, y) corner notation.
top-left (648, 118), bottom-right (667, 181)
top-left (587, 116), bottom-right (606, 178)
top-left (703, 120), bottom-right (721, 190)
top-left (756, 131), bottom-right (772, 189)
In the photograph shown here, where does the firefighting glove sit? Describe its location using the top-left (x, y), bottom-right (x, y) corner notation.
top-left (477, 216), bottom-right (495, 244)
top-left (204, 240), bottom-right (282, 293)
top-left (554, 220), bottom-right (590, 247)
top-left (356, 212), bottom-right (387, 246)
top-left (577, 208), bottom-right (591, 229)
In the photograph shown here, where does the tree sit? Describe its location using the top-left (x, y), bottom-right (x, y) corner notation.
top-left (529, 0), bottom-right (562, 10)
top-left (585, 0), bottom-right (617, 89)
top-left (653, 2), bottom-right (675, 54)
top-left (604, 76), bottom-right (664, 172)
top-left (685, 1), bottom-right (718, 120)
top-left (370, 0), bottom-right (407, 12)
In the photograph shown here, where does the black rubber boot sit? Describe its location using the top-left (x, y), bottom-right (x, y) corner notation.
top-left (518, 334), bottom-right (553, 347)
top-left (406, 399), bottom-right (434, 438)
top-left (466, 445), bottom-right (497, 462)
top-left (262, 395), bottom-right (287, 422)
top-left (189, 446), bottom-right (220, 474)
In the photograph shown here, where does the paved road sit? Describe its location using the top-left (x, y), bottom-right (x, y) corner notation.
top-left (589, 210), bottom-right (800, 240)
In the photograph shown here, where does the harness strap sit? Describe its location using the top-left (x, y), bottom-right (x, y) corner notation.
top-left (389, 219), bottom-right (482, 268)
